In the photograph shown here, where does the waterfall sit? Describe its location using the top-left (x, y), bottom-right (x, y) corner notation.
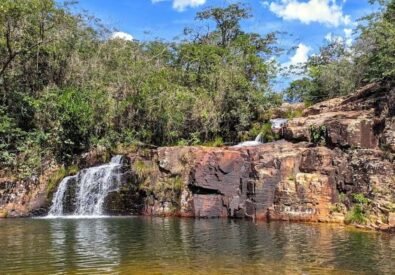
top-left (48, 156), bottom-right (124, 217)
top-left (48, 176), bottom-right (76, 216)
top-left (270, 118), bottom-right (288, 129)
top-left (233, 119), bottom-right (289, 147)
top-left (233, 133), bottom-right (264, 147)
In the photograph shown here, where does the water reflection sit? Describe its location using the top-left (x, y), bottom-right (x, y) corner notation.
top-left (0, 218), bottom-right (394, 274)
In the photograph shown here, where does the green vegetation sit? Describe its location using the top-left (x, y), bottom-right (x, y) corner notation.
top-left (285, 108), bottom-right (304, 119)
top-left (352, 193), bottom-right (370, 205)
top-left (0, 0), bottom-right (393, 179)
top-left (338, 193), bottom-right (348, 204)
top-left (309, 125), bottom-right (327, 145)
top-left (345, 193), bottom-right (370, 225)
top-left (330, 203), bottom-right (345, 214)
top-left (202, 137), bottom-right (225, 147)
top-left (345, 205), bottom-right (367, 225)
top-left (244, 122), bottom-right (278, 143)
top-left (284, 0), bottom-right (395, 104)
top-left (133, 160), bottom-right (155, 179)
top-left (46, 165), bottom-right (78, 195)
top-left (0, 1), bottom-right (281, 177)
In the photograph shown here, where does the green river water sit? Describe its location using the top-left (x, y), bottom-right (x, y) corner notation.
top-left (0, 217), bottom-right (394, 274)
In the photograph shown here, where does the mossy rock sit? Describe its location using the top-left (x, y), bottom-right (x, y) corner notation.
top-left (0, 210), bottom-right (8, 218)
top-left (46, 165), bottom-right (79, 199)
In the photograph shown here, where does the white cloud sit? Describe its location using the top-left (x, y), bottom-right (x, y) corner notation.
top-left (325, 32), bottom-right (333, 41)
top-left (289, 43), bottom-right (311, 66)
top-left (110, 31), bottom-right (134, 41)
top-left (152, 0), bottom-right (206, 12)
top-left (343, 28), bottom-right (352, 37)
top-left (324, 28), bottom-right (353, 47)
top-left (280, 43), bottom-right (312, 82)
top-left (325, 32), bottom-right (343, 43)
top-left (267, 0), bottom-right (351, 27)
top-left (344, 28), bottom-right (352, 47)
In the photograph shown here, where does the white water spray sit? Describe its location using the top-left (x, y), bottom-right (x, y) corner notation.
top-left (233, 133), bottom-right (264, 147)
top-left (48, 176), bottom-right (76, 216)
top-left (48, 156), bottom-right (124, 217)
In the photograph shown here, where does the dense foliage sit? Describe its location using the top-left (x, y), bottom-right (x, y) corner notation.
top-left (0, 1), bottom-right (280, 175)
top-left (285, 0), bottom-right (395, 104)
top-left (1, 0), bottom-right (393, 177)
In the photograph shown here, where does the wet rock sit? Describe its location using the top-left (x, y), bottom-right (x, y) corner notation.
top-left (0, 209), bottom-right (7, 218)
top-left (389, 213), bottom-right (395, 227)
top-left (78, 146), bottom-right (110, 168)
top-left (192, 194), bottom-right (228, 218)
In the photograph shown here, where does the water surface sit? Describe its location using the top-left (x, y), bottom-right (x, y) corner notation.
top-left (0, 217), bottom-right (394, 274)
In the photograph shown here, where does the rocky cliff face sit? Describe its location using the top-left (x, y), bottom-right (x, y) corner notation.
top-left (0, 82), bottom-right (394, 231)
top-left (125, 141), bottom-right (392, 228)
top-left (283, 82), bottom-right (395, 151)
top-left (0, 166), bottom-right (58, 217)
top-left (137, 142), bottom-right (337, 222)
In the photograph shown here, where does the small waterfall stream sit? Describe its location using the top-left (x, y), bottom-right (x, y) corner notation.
top-left (48, 176), bottom-right (75, 216)
top-left (233, 119), bottom-right (288, 147)
top-left (48, 156), bottom-right (124, 217)
top-left (233, 133), bottom-right (264, 147)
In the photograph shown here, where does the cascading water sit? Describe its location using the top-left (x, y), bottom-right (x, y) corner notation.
top-left (233, 119), bottom-right (288, 147)
top-left (48, 156), bottom-right (124, 217)
top-left (233, 133), bottom-right (264, 147)
top-left (270, 118), bottom-right (288, 130)
top-left (255, 133), bottom-right (263, 143)
top-left (48, 176), bottom-right (76, 216)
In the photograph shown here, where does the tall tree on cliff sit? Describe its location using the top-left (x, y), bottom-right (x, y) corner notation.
top-left (355, 0), bottom-right (395, 82)
top-left (188, 3), bottom-right (280, 141)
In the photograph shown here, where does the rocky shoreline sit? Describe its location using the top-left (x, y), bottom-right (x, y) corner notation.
top-left (0, 82), bottom-right (394, 233)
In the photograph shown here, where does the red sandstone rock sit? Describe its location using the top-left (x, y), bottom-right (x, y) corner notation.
top-left (283, 82), bottom-right (394, 150)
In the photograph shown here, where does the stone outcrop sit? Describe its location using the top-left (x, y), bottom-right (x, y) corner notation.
top-left (116, 137), bottom-right (393, 229)
top-left (0, 166), bottom-right (59, 217)
top-left (283, 82), bottom-right (395, 151)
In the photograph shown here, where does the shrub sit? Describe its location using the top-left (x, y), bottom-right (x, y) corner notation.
top-left (345, 205), bottom-right (367, 224)
top-left (344, 193), bottom-right (370, 225)
top-left (310, 124), bottom-right (327, 145)
top-left (352, 193), bottom-right (369, 204)
top-left (47, 167), bottom-right (67, 194)
top-left (133, 160), bottom-right (154, 179)
top-left (285, 108), bottom-right (304, 119)
top-left (47, 165), bottom-right (78, 195)
top-left (202, 136), bottom-right (224, 147)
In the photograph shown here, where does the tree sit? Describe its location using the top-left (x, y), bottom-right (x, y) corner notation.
top-left (283, 0), bottom-right (395, 104)
top-left (355, 0), bottom-right (395, 82)
top-left (285, 39), bottom-right (359, 104)
top-left (196, 3), bottom-right (251, 48)
top-left (0, 1), bottom-right (280, 175)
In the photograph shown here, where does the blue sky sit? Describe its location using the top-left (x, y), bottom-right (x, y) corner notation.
top-left (73, 0), bottom-right (377, 90)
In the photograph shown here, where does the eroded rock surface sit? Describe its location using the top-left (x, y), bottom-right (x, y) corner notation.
top-left (119, 137), bottom-right (393, 228)
top-left (283, 82), bottom-right (395, 151)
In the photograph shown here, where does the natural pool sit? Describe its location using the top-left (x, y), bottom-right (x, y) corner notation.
top-left (0, 217), bottom-right (394, 274)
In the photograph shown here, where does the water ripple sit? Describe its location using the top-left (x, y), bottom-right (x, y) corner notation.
top-left (0, 218), bottom-right (394, 274)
